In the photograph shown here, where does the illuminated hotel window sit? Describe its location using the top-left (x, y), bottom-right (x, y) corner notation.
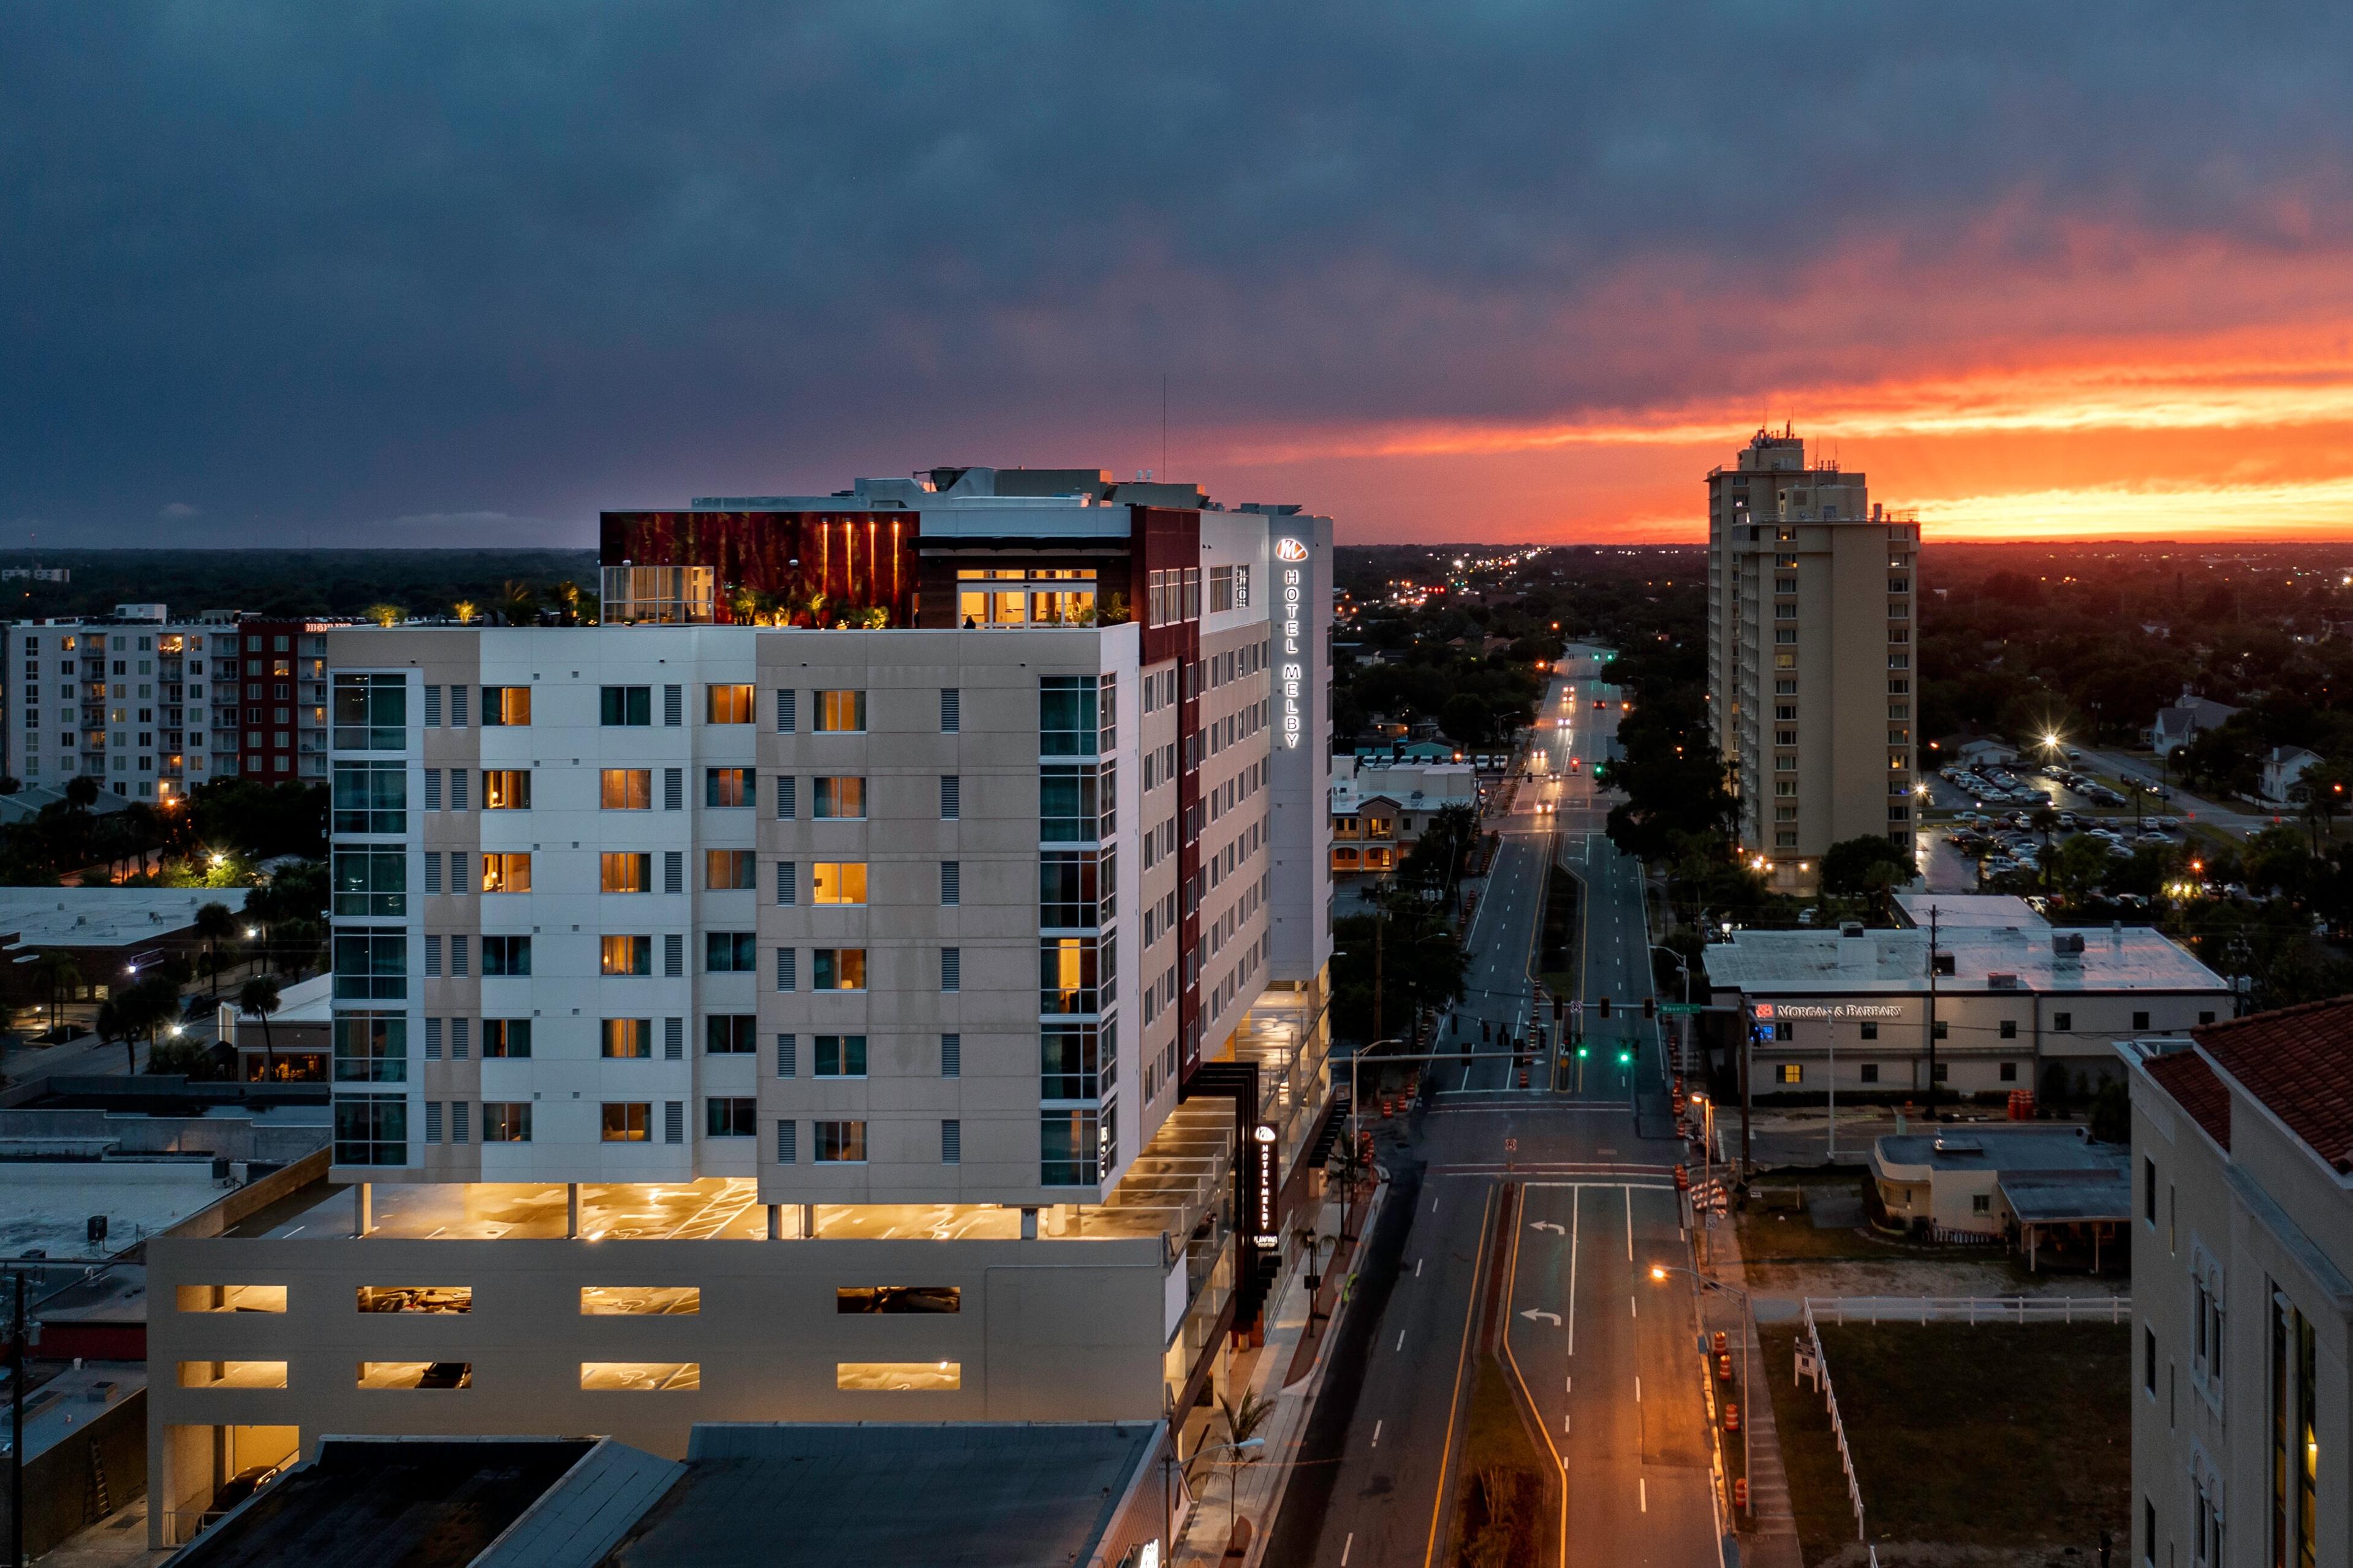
top-left (956, 569), bottom-right (1099, 627)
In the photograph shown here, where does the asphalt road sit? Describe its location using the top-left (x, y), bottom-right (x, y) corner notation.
top-left (1274, 656), bottom-right (1726, 1568)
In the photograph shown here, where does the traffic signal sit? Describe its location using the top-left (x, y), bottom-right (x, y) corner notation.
top-left (1616, 1048), bottom-right (1633, 1066)
top-left (1575, 1043), bottom-right (1590, 1059)
top-left (1643, 998), bottom-right (1656, 1020)
top-left (1599, 997), bottom-right (1612, 1018)
top-left (1552, 996), bottom-right (1564, 1024)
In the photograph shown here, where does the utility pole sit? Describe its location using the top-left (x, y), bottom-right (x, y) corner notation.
top-left (10, 1270), bottom-right (23, 1568)
top-left (1925, 905), bottom-right (1941, 1122)
top-left (1740, 1006), bottom-right (1753, 1181)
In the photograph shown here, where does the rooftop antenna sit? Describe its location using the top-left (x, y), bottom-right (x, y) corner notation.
top-left (1161, 373), bottom-right (1169, 482)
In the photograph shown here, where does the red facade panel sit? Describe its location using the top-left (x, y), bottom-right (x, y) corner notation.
top-left (602, 510), bottom-right (920, 626)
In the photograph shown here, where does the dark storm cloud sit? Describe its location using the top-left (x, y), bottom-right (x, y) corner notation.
top-left (5, 1), bottom-right (2350, 540)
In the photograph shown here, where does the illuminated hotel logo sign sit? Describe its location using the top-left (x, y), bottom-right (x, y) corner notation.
top-left (1252, 1123), bottom-right (1279, 1248)
top-left (1278, 534), bottom-right (1309, 749)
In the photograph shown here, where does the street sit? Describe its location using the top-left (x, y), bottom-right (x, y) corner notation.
top-left (1273, 653), bottom-right (1726, 1568)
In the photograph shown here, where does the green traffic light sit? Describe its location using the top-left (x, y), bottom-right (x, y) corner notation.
top-left (1616, 1050), bottom-right (1632, 1064)
top-left (1575, 1045), bottom-right (1590, 1059)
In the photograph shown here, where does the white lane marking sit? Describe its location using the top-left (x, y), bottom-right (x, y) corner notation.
top-left (1433, 1195), bottom-right (1441, 1213)
top-left (1564, 1412), bottom-right (1572, 1434)
top-left (1567, 1187), bottom-right (1580, 1357)
top-left (1627, 1187), bottom-right (1634, 1259)
top-left (1415, 1257), bottom-right (1423, 1278)
top-left (1635, 1376), bottom-right (1642, 1403)
top-left (1630, 1295), bottom-right (1637, 1318)
top-left (1395, 1330), bottom-right (1405, 1352)
top-left (1565, 1376), bottom-right (1572, 1393)
top-left (1640, 1477), bottom-right (1648, 1513)
top-left (1372, 1420), bottom-right (1382, 1447)
top-left (1341, 1532), bottom-right (1354, 1566)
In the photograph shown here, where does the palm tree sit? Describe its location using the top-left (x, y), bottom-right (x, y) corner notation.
top-left (499, 580), bottom-right (540, 626)
top-left (96, 996), bottom-right (130, 1072)
top-left (193, 900), bottom-right (237, 998)
top-left (32, 950), bottom-right (81, 1034)
top-left (363, 603), bottom-right (403, 628)
top-left (453, 599), bottom-right (480, 625)
top-left (2029, 804), bottom-right (2062, 892)
top-left (239, 975), bottom-right (283, 1081)
top-left (64, 775), bottom-right (100, 811)
top-left (551, 581), bottom-right (585, 625)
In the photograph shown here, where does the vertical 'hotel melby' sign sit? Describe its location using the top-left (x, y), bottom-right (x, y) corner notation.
top-left (1276, 535), bottom-right (1309, 749)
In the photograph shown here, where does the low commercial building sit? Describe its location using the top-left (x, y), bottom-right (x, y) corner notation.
top-left (0, 885), bottom-right (256, 1017)
top-left (1704, 896), bottom-right (2232, 1100)
top-left (1328, 755), bottom-right (1478, 877)
top-left (2121, 999), bottom-right (2353, 1568)
top-left (145, 466), bottom-right (1339, 1548)
top-left (1866, 1125), bottom-right (2128, 1268)
top-left (219, 972), bottom-right (330, 1081)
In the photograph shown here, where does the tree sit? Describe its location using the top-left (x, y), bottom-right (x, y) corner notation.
top-left (95, 996), bottom-right (130, 1069)
top-left (2088, 1080), bottom-right (2131, 1145)
top-left (1438, 693), bottom-right (1491, 748)
top-left (146, 1036), bottom-right (224, 1080)
top-left (2294, 759), bottom-right (2353, 850)
top-left (1819, 836), bottom-right (1915, 921)
top-left (2048, 835), bottom-right (2115, 903)
top-left (64, 775), bottom-right (100, 810)
top-left (270, 918), bottom-right (324, 980)
top-left (193, 901), bottom-right (238, 996)
top-left (239, 975), bottom-right (284, 1080)
top-left (31, 950), bottom-right (81, 1033)
top-left (1330, 909), bottom-right (1468, 1047)
top-left (1400, 805), bottom-right (1480, 901)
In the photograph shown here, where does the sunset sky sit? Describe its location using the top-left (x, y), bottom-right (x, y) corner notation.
top-left (8, 4), bottom-right (2353, 547)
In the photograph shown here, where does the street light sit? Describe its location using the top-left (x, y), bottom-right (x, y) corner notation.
top-left (1192, 1436), bottom-right (1267, 1554)
top-left (1650, 1263), bottom-right (1752, 1502)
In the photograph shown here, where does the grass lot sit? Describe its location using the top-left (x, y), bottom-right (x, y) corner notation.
top-left (1448, 1357), bottom-right (1555, 1568)
top-left (1730, 1178), bottom-right (1925, 1265)
top-left (1760, 1321), bottom-right (2129, 1564)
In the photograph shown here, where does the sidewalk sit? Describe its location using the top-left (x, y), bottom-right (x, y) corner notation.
top-left (1172, 1175), bottom-right (1391, 1567)
top-left (1700, 1206), bottom-right (1804, 1568)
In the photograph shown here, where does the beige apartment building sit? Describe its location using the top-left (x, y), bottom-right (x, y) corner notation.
top-left (2121, 999), bottom-right (2353, 1568)
top-left (1707, 427), bottom-right (1919, 894)
top-left (146, 472), bottom-right (1339, 1547)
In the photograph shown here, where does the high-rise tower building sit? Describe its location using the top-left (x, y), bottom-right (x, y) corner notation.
top-left (1705, 428), bottom-right (1919, 893)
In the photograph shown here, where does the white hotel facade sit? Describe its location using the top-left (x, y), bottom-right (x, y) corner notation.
top-left (147, 472), bottom-right (1337, 1543)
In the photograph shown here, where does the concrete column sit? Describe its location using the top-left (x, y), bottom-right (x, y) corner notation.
top-left (1020, 1206), bottom-right (1039, 1240)
top-left (354, 1181), bottom-right (371, 1237)
top-left (798, 1203), bottom-right (817, 1239)
top-left (766, 1204), bottom-right (782, 1240)
top-left (566, 1183), bottom-right (580, 1239)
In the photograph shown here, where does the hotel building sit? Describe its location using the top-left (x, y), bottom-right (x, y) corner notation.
top-left (1705, 427), bottom-right (1919, 894)
top-left (146, 470), bottom-right (1338, 1545)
